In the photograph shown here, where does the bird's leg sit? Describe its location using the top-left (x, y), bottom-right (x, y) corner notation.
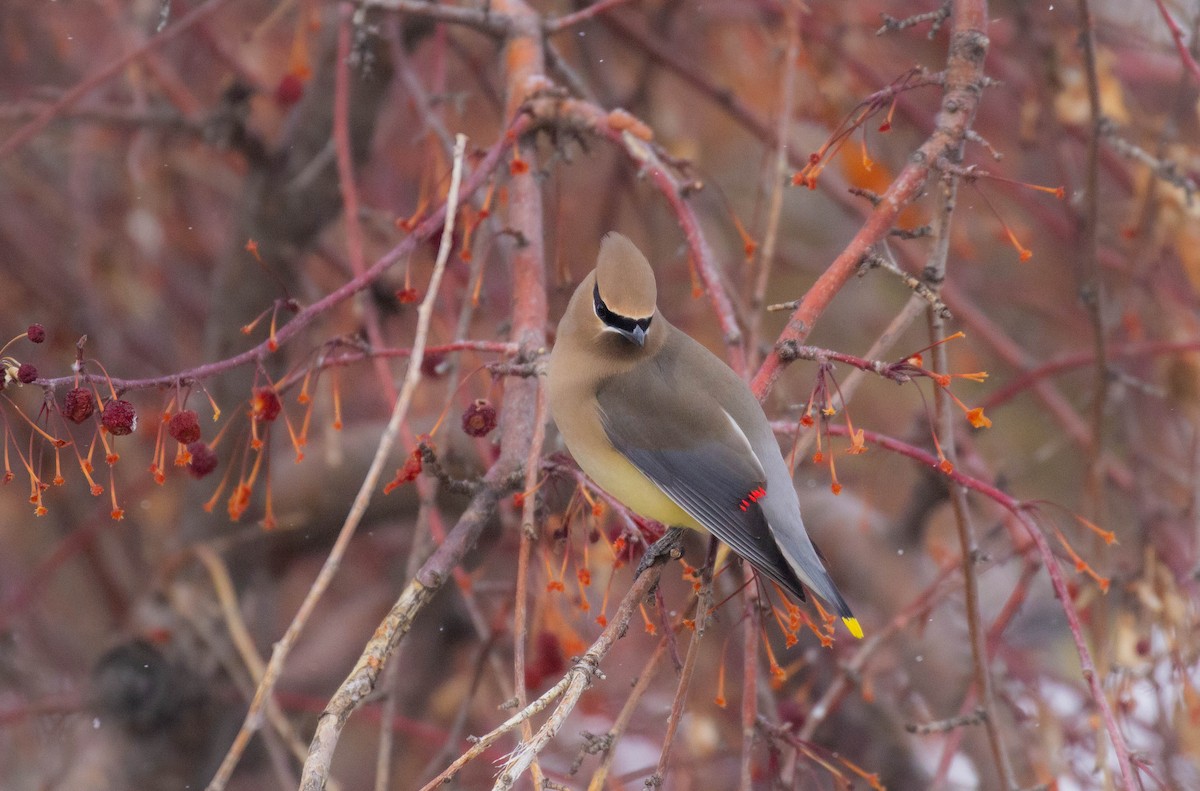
top-left (634, 527), bottom-right (686, 579)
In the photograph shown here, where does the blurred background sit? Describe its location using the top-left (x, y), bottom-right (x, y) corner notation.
top-left (1, 0), bottom-right (1198, 789)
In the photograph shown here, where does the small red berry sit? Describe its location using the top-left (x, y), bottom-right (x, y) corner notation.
top-left (187, 442), bottom-right (219, 478)
top-left (101, 399), bottom-right (137, 436)
top-left (396, 288), bottom-right (419, 304)
top-left (461, 399), bottom-right (498, 437)
top-left (275, 72), bottom-right (305, 106)
top-left (251, 387), bottom-right (282, 422)
top-left (168, 410), bottom-right (201, 444)
top-left (63, 387), bottom-right (95, 423)
top-left (17, 363), bottom-right (37, 384)
top-left (26, 324), bottom-right (45, 343)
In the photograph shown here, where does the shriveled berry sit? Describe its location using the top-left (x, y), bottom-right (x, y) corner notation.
top-left (461, 399), bottom-right (498, 437)
top-left (251, 387), bottom-right (282, 422)
top-left (27, 324), bottom-right (45, 343)
top-left (186, 442), bottom-right (218, 478)
top-left (102, 399), bottom-right (137, 436)
top-left (63, 387), bottom-right (96, 423)
top-left (168, 410), bottom-right (201, 444)
top-left (17, 363), bottom-right (37, 384)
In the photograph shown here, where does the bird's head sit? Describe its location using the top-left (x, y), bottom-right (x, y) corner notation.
top-left (589, 232), bottom-right (657, 349)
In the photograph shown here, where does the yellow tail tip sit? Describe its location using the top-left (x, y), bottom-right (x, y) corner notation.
top-left (843, 617), bottom-right (864, 640)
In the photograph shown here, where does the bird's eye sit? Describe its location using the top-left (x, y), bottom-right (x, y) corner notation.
top-left (593, 282), bottom-right (651, 335)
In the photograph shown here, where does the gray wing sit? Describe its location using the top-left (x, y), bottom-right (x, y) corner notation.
top-left (595, 367), bottom-right (808, 602)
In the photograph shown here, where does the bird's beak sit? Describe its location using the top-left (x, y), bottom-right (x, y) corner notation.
top-left (629, 325), bottom-right (647, 347)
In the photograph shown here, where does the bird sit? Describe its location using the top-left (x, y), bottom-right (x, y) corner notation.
top-left (547, 232), bottom-right (861, 640)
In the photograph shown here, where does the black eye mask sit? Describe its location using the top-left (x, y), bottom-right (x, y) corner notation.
top-left (593, 281), bottom-right (652, 336)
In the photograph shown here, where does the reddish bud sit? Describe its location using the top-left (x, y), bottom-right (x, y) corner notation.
top-left (17, 363), bottom-right (37, 384)
top-left (63, 387), bottom-right (95, 423)
top-left (26, 324), bottom-right (45, 343)
top-left (102, 399), bottom-right (137, 435)
top-left (461, 399), bottom-right (498, 437)
top-left (187, 442), bottom-right (219, 478)
top-left (168, 410), bottom-right (201, 444)
top-left (251, 387), bottom-right (282, 422)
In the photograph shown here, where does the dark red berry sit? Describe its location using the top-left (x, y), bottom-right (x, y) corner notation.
top-left (251, 387), bottom-right (282, 422)
top-left (275, 73), bottom-right (305, 106)
top-left (16, 363), bottom-right (37, 384)
top-left (420, 352), bottom-right (448, 378)
top-left (461, 399), bottom-right (498, 437)
top-left (187, 442), bottom-right (219, 478)
top-left (101, 399), bottom-right (137, 436)
top-left (168, 410), bottom-right (201, 444)
top-left (26, 324), bottom-right (45, 343)
top-left (63, 387), bottom-right (95, 423)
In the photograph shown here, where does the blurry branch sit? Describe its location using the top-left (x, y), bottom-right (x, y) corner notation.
top-left (492, 566), bottom-right (664, 791)
top-left (906, 707), bottom-right (986, 735)
top-left (524, 96), bottom-right (746, 371)
top-left (1100, 119), bottom-right (1199, 205)
top-left (981, 339), bottom-right (1200, 410)
top-left (185, 545), bottom-right (322, 784)
top-left (600, 13), bottom-right (942, 179)
top-left (941, 283), bottom-right (1136, 491)
top-left (1075, 0), bottom-right (1111, 512)
top-left (421, 564), bottom-right (664, 790)
top-left (583, 639), bottom-right (668, 790)
top-left (876, 1), bottom-right (951, 38)
top-left (360, 0), bottom-right (509, 35)
top-left (0, 102), bottom-right (203, 133)
top-left (746, 12), bottom-right (802, 370)
top-left (0, 0), bottom-right (235, 161)
top-left (926, 91), bottom-right (1016, 787)
top-left (292, 133), bottom-right (468, 791)
top-left (35, 119), bottom-right (529, 396)
top-left (208, 133), bottom-right (467, 791)
top-left (1152, 0), bottom-right (1200, 84)
top-left (646, 539), bottom-right (718, 787)
top-left (750, 0), bottom-right (990, 399)
top-left (795, 420), bottom-right (1139, 788)
top-left (543, 0), bottom-right (638, 34)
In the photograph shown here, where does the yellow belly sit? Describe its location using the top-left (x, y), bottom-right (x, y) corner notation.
top-left (575, 441), bottom-right (704, 531)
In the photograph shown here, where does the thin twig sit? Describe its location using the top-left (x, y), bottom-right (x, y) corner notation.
top-left (206, 133), bottom-right (467, 791)
top-left (584, 639), bottom-right (668, 790)
top-left (747, 12), bottom-right (801, 370)
top-left (925, 86), bottom-right (1017, 787)
top-left (1152, 0), bottom-right (1200, 84)
top-left (645, 538), bottom-right (718, 788)
top-left (475, 565), bottom-right (664, 790)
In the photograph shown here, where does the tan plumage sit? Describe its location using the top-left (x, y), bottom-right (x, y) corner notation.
top-left (547, 233), bottom-right (861, 639)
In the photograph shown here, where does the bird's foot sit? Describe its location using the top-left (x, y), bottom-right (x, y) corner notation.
top-left (634, 527), bottom-right (685, 579)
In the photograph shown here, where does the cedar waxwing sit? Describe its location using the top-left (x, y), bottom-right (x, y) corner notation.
top-left (547, 233), bottom-right (862, 639)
